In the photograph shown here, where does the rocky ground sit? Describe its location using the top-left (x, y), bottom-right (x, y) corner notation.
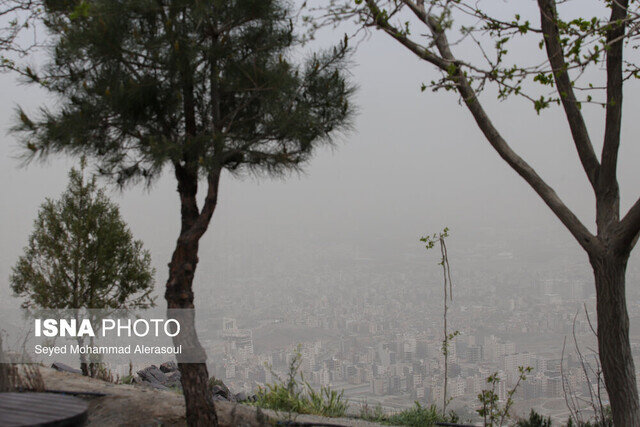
top-left (133, 362), bottom-right (256, 404)
top-left (43, 363), bottom-right (386, 426)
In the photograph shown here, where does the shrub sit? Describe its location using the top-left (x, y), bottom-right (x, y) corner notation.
top-left (517, 410), bottom-right (552, 427)
top-left (253, 346), bottom-right (348, 418)
top-left (360, 401), bottom-right (458, 426)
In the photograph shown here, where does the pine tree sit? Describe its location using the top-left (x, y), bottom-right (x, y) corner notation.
top-left (10, 162), bottom-right (155, 376)
top-left (14, 1), bottom-right (354, 424)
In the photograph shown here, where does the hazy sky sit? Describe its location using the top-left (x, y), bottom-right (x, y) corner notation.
top-left (1, 1), bottom-right (639, 306)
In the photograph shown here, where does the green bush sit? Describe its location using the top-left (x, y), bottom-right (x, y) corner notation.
top-left (119, 374), bottom-right (135, 385)
top-left (253, 346), bottom-right (348, 418)
top-left (517, 410), bottom-right (552, 427)
top-left (360, 401), bottom-right (458, 426)
top-left (515, 408), bottom-right (614, 427)
top-left (255, 380), bottom-right (348, 417)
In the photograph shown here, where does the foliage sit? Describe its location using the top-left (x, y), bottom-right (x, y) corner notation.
top-left (253, 346), bottom-right (348, 418)
top-left (385, 403), bottom-right (458, 426)
top-left (10, 162), bottom-right (155, 311)
top-left (208, 376), bottom-right (228, 390)
top-left (358, 401), bottom-right (386, 422)
top-left (12, 0), bottom-right (354, 419)
top-left (517, 410), bottom-right (552, 427)
top-left (477, 366), bottom-right (533, 427)
top-left (565, 408), bottom-right (613, 427)
top-left (207, 376), bottom-right (230, 398)
top-left (119, 374), bottom-right (135, 385)
top-left (515, 408), bottom-right (614, 426)
top-left (10, 162), bottom-right (155, 376)
top-left (314, 0), bottom-right (640, 112)
top-left (316, 1), bottom-right (640, 423)
top-left (168, 384), bottom-right (184, 394)
top-left (420, 227), bottom-right (449, 251)
top-left (117, 360), bottom-right (135, 385)
top-left (14, 0), bottom-right (355, 186)
top-left (360, 401), bottom-right (459, 426)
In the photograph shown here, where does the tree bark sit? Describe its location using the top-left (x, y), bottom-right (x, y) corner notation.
top-left (79, 360), bottom-right (89, 376)
top-left (166, 228), bottom-right (218, 426)
top-left (77, 336), bottom-right (89, 377)
top-left (362, 1), bottom-right (640, 423)
top-left (591, 253), bottom-right (640, 426)
top-left (165, 167), bottom-right (221, 426)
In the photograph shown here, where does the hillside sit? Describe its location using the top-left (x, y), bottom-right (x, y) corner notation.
top-left (38, 366), bottom-right (385, 426)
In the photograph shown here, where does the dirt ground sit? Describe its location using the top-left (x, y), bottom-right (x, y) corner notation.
top-left (39, 366), bottom-right (384, 426)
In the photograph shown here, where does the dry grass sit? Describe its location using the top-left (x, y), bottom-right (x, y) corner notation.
top-left (0, 335), bottom-right (45, 392)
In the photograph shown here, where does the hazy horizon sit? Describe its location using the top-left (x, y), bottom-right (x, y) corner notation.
top-left (2, 0), bottom-right (639, 304)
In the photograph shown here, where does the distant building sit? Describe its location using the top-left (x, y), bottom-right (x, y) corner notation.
top-left (503, 352), bottom-right (533, 378)
top-left (222, 317), bottom-right (254, 362)
top-left (467, 345), bottom-right (483, 363)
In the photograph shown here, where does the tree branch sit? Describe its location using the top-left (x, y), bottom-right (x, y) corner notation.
top-left (367, 0), bottom-right (599, 252)
top-left (619, 197), bottom-right (640, 252)
top-left (364, 0), bottom-right (448, 69)
top-left (600, 0), bottom-right (628, 207)
top-left (537, 0), bottom-right (600, 190)
top-left (174, 161), bottom-right (199, 233)
top-left (184, 168), bottom-right (221, 242)
top-left (455, 68), bottom-right (598, 252)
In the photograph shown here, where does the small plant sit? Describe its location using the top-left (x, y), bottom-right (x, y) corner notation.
top-left (119, 375), bottom-right (135, 385)
top-left (421, 227), bottom-right (459, 415)
top-left (360, 401), bottom-right (458, 426)
top-left (387, 402), bottom-right (459, 426)
top-left (94, 364), bottom-right (116, 383)
top-left (119, 360), bottom-right (135, 385)
top-left (477, 366), bottom-right (532, 426)
top-left (168, 384), bottom-right (184, 394)
top-left (359, 401), bottom-right (386, 422)
top-left (253, 345), bottom-right (348, 418)
top-left (564, 409), bottom-right (613, 427)
top-left (517, 409), bottom-right (552, 426)
top-left (208, 377), bottom-right (228, 390)
top-left (207, 376), bottom-right (230, 400)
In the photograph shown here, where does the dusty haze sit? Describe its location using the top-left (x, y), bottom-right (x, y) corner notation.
top-left (0, 3), bottom-right (638, 328)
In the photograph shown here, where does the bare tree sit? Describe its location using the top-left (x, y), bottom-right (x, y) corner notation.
top-left (319, 1), bottom-right (640, 424)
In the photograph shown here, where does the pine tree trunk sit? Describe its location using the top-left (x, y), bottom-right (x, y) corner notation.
top-left (591, 254), bottom-right (640, 426)
top-left (89, 336), bottom-right (97, 378)
top-left (79, 361), bottom-right (89, 377)
top-left (165, 168), bottom-right (220, 426)
top-left (179, 362), bottom-right (215, 426)
top-left (77, 337), bottom-right (89, 376)
top-left (166, 236), bottom-right (218, 426)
